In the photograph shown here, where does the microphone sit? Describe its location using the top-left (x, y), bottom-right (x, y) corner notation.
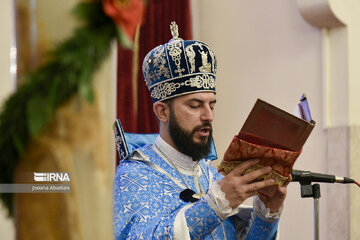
top-left (291, 169), bottom-right (355, 184)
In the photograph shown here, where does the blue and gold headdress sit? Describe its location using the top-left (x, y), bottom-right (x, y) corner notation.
top-left (142, 22), bottom-right (217, 103)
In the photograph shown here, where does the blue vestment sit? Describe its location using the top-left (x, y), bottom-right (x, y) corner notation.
top-left (113, 139), bottom-right (279, 239)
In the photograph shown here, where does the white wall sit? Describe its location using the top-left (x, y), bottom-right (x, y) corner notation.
top-left (0, 0), bottom-right (16, 239)
top-left (193, 1), bottom-right (328, 239)
top-left (0, 0), bottom-right (15, 104)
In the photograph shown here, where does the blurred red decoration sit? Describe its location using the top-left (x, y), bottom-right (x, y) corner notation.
top-left (102, 0), bottom-right (144, 41)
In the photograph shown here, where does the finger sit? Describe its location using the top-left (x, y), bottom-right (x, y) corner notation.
top-left (229, 159), bottom-right (260, 176)
top-left (241, 166), bottom-right (272, 183)
top-left (245, 178), bottom-right (275, 193)
top-left (244, 190), bottom-right (260, 199)
top-left (258, 185), bottom-right (277, 198)
top-left (273, 183), bottom-right (288, 199)
top-left (272, 188), bottom-right (287, 202)
top-left (258, 191), bottom-right (270, 202)
top-left (283, 174), bottom-right (292, 187)
top-left (278, 175), bottom-right (292, 189)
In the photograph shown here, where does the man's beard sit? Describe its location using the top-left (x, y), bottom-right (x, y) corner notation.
top-left (168, 110), bottom-right (213, 161)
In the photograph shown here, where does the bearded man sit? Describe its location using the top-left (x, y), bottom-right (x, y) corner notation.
top-left (113, 22), bottom-right (289, 239)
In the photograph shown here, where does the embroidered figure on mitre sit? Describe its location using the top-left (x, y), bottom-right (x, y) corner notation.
top-left (198, 50), bottom-right (212, 72)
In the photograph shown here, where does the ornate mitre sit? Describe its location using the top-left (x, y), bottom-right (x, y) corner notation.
top-left (142, 21), bottom-right (217, 102)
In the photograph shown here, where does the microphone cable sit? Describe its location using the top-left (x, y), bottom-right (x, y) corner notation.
top-left (355, 180), bottom-right (360, 188)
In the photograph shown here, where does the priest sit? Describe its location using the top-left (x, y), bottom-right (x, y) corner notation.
top-left (113, 22), bottom-right (290, 239)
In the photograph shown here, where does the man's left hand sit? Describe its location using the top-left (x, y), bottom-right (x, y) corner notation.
top-left (257, 175), bottom-right (292, 213)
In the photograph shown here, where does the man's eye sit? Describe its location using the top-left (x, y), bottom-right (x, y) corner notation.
top-left (189, 105), bottom-right (200, 109)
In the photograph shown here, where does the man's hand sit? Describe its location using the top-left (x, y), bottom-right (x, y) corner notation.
top-left (258, 175), bottom-right (292, 213)
top-left (219, 159), bottom-right (275, 209)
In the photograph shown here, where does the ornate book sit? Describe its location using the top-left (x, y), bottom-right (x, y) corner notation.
top-left (218, 98), bottom-right (315, 187)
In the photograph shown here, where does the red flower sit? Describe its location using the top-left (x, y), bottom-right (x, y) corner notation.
top-left (102, 0), bottom-right (144, 41)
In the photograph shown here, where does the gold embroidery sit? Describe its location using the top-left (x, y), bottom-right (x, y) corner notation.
top-left (150, 74), bottom-right (215, 100)
top-left (143, 45), bottom-right (170, 87)
top-left (185, 44), bottom-right (196, 73)
top-left (198, 50), bottom-right (212, 73)
top-left (243, 164), bottom-right (288, 186)
top-left (184, 74), bottom-right (215, 89)
top-left (151, 82), bottom-right (181, 100)
top-left (218, 162), bottom-right (288, 187)
top-left (208, 48), bottom-right (217, 73)
top-left (167, 42), bottom-right (185, 76)
top-left (142, 55), bottom-right (151, 86)
top-left (186, 42), bottom-right (215, 74)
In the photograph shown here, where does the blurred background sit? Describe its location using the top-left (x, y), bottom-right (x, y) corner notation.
top-left (1, 0), bottom-right (359, 239)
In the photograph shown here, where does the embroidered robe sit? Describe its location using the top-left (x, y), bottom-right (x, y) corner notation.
top-left (113, 144), bottom-right (279, 239)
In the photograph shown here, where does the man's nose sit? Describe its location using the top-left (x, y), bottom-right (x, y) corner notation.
top-left (201, 105), bottom-right (214, 122)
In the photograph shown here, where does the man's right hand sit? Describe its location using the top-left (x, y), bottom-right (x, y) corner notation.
top-left (218, 159), bottom-right (274, 209)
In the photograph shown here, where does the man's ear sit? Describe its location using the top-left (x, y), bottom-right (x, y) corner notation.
top-left (153, 102), bottom-right (170, 123)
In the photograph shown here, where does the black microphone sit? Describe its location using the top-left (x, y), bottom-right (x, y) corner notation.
top-left (291, 169), bottom-right (355, 184)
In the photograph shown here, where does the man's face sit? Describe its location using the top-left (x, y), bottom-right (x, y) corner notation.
top-left (167, 92), bottom-right (216, 160)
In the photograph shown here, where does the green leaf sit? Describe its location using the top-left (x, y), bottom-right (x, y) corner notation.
top-left (11, 133), bottom-right (24, 155)
top-left (79, 73), bottom-right (95, 103)
top-left (117, 27), bottom-right (133, 49)
top-left (26, 97), bottom-right (51, 137)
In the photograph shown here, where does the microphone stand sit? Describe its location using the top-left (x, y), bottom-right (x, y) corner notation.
top-left (293, 169), bottom-right (359, 239)
top-left (294, 171), bottom-right (321, 240)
